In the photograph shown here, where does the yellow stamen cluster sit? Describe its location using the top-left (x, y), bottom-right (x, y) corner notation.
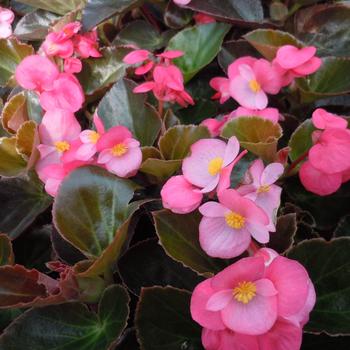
top-left (233, 281), bottom-right (257, 304)
top-left (111, 143), bottom-right (128, 157)
top-left (257, 184), bottom-right (270, 193)
top-left (54, 141), bottom-right (70, 153)
top-left (225, 211), bottom-right (245, 229)
top-left (208, 157), bottom-right (224, 176)
top-left (89, 131), bottom-right (100, 144)
top-left (249, 79), bottom-right (261, 93)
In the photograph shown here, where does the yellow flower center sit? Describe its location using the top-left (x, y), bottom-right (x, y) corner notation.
top-left (257, 184), bottom-right (270, 193)
top-left (111, 143), bottom-right (128, 157)
top-left (233, 281), bottom-right (257, 304)
top-left (208, 157), bottom-right (224, 176)
top-left (54, 141), bottom-right (70, 153)
top-left (89, 131), bottom-right (100, 144)
top-left (225, 211), bottom-right (245, 229)
top-left (249, 79), bottom-right (261, 93)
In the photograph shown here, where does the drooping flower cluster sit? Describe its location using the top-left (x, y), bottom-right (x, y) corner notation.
top-left (202, 45), bottom-right (321, 137)
top-left (123, 49), bottom-right (194, 107)
top-left (15, 23), bottom-right (141, 196)
top-left (0, 6), bottom-right (14, 38)
top-left (299, 108), bottom-right (350, 195)
top-left (191, 249), bottom-right (315, 350)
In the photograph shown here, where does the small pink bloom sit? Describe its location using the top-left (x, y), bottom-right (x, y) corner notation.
top-left (200, 118), bottom-right (228, 137)
top-left (74, 30), bottom-right (101, 58)
top-left (182, 137), bottom-right (240, 193)
top-left (194, 13), bottom-right (216, 24)
top-left (173, 0), bottom-right (191, 5)
top-left (60, 21), bottom-right (81, 39)
top-left (15, 55), bottom-right (59, 92)
top-left (199, 189), bottom-right (270, 258)
top-left (312, 108), bottom-right (347, 130)
top-left (135, 60), bottom-right (154, 75)
top-left (237, 160), bottom-right (284, 231)
top-left (191, 254), bottom-right (313, 336)
top-left (210, 77), bottom-right (231, 104)
top-left (156, 50), bottom-right (184, 59)
top-left (42, 32), bottom-right (74, 58)
top-left (230, 106), bottom-right (280, 123)
top-left (36, 109), bottom-right (81, 172)
top-left (123, 49), bottom-right (151, 64)
top-left (64, 57), bottom-right (82, 74)
top-left (96, 126), bottom-right (142, 178)
top-left (161, 175), bottom-right (203, 214)
top-left (0, 7), bottom-right (14, 38)
top-left (40, 73), bottom-right (85, 112)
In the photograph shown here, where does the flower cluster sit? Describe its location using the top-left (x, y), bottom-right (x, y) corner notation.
top-left (202, 45), bottom-right (321, 137)
top-left (299, 108), bottom-right (350, 195)
top-left (0, 6), bottom-right (14, 39)
top-left (15, 22), bottom-right (141, 196)
top-left (123, 49), bottom-right (194, 107)
top-left (191, 249), bottom-right (315, 350)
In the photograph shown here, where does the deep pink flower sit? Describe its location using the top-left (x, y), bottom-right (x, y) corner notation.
top-left (96, 126), bottom-right (142, 177)
top-left (0, 7), bottom-right (14, 38)
top-left (199, 189), bottom-right (270, 258)
top-left (59, 21), bottom-right (81, 39)
top-left (42, 32), bottom-right (74, 58)
top-left (182, 137), bottom-right (240, 193)
top-left (200, 117), bottom-right (229, 137)
top-left (40, 73), bottom-right (85, 112)
top-left (64, 57), bottom-right (82, 74)
top-left (156, 50), bottom-right (184, 59)
top-left (74, 30), bottom-right (101, 58)
top-left (237, 160), bottom-right (284, 231)
top-left (210, 77), bottom-right (231, 104)
top-left (191, 254), bottom-right (313, 336)
top-left (312, 108), bottom-right (347, 130)
top-left (123, 49), bottom-right (151, 64)
top-left (15, 55), bottom-right (59, 92)
top-left (230, 107), bottom-right (280, 123)
top-left (161, 175), bottom-right (203, 214)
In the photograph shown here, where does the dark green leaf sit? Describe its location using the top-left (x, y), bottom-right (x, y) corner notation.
top-left (0, 234), bottom-right (14, 266)
top-left (140, 158), bottom-right (181, 180)
top-left (334, 215), bottom-right (350, 238)
top-left (98, 78), bottom-right (161, 146)
top-left (164, 1), bottom-right (192, 30)
top-left (167, 23), bottom-right (230, 82)
top-left (0, 137), bottom-right (27, 176)
top-left (302, 333), bottom-right (350, 349)
top-left (288, 238), bottom-right (350, 334)
top-left (135, 286), bottom-right (203, 350)
top-left (15, 0), bottom-right (83, 15)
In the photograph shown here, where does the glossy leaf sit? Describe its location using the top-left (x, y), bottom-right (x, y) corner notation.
top-left (164, 1), bottom-right (192, 29)
top-left (135, 286), bottom-right (203, 350)
top-left (0, 38), bottom-right (34, 87)
top-left (302, 333), bottom-right (350, 349)
top-left (288, 238), bottom-right (350, 334)
top-left (159, 125), bottom-right (210, 160)
top-left (97, 78), bottom-right (161, 146)
top-left (244, 29), bottom-right (304, 60)
top-left (0, 234), bottom-right (14, 266)
top-left (53, 166), bottom-right (139, 258)
top-left (78, 47), bottom-right (130, 96)
top-left (0, 137), bottom-right (27, 177)
top-left (14, 9), bottom-right (60, 41)
top-left (0, 174), bottom-right (52, 239)
top-left (15, 0), bottom-right (83, 15)
top-left (0, 284), bottom-right (130, 349)
top-left (167, 23), bottom-right (230, 82)
top-left (221, 117), bottom-right (282, 162)
top-left (153, 210), bottom-right (228, 275)
top-left (118, 239), bottom-right (203, 295)
top-left (140, 158), bottom-right (181, 180)
top-left (334, 215), bottom-right (350, 238)
top-left (82, 0), bottom-right (141, 31)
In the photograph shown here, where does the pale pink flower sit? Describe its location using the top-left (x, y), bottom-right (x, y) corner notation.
top-left (40, 73), bottom-right (85, 112)
top-left (161, 175), bottom-right (203, 214)
top-left (15, 55), bottom-right (59, 92)
top-left (237, 160), bottom-right (284, 231)
top-left (312, 108), bottom-right (347, 130)
top-left (173, 0), bottom-right (191, 5)
top-left (182, 137), bottom-right (240, 193)
top-left (190, 254), bottom-right (313, 336)
top-left (36, 109), bottom-right (81, 172)
top-left (74, 30), bottom-right (101, 58)
top-left (0, 7), bottom-right (14, 38)
top-left (230, 106), bottom-right (280, 123)
top-left (198, 189), bottom-right (270, 258)
top-left (96, 126), bottom-right (142, 177)
top-left (64, 57), bottom-right (82, 74)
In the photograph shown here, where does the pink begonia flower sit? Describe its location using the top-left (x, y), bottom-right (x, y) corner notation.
top-left (210, 77), bottom-right (231, 104)
top-left (156, 50), bottom-right (184, 59)
top-left (0, 7), bottom-right (14, 38)
top-left (134, 64), bottom-right (194, 107)
top-left (194, 13), bottom-right (216, 24)
top-left (182, 137), bottom-right (240, 193)
top-left (273, 45), bottom-right (321, 86)
top-left (190, 254), bottom-right (313, 336)
top-left (40, 73), bottom-right (85, 112)
top-left (42, 32), bottom-right (74, 58)
top-left (36, 109), bottom-right (81, 173)
top-left (173, 0), bottom-right (191, 5)
top-left (59, 21), bottom-right (81, 39)
top-left (15, 55), bottom-right (59, 92)
top-left (198, 189), bottom-right (270, 258)
top-left (123, 49), bottom-right (151, 64)
top-left (96, 126), bottom-right (142, 177)
top-left (230, 106), bottom-right (280, 123)
top-left (64, 57), bottom-right (82, 74)
top-left (74, 30), bottom-right (102, 58)
top-left (74, 114), bottom-right (105, 161)
top-left (200, 117), bottom-right (229, 137)
top-left (312, 108), bottom-right (347, 130)
top-left (237, 160), bottom-right (284, 231)
top-left (161, 175), bottom-right (203, 214)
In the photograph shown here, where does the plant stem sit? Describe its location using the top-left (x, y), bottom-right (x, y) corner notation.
top-left (285, 150), bottom-right (309, 175)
